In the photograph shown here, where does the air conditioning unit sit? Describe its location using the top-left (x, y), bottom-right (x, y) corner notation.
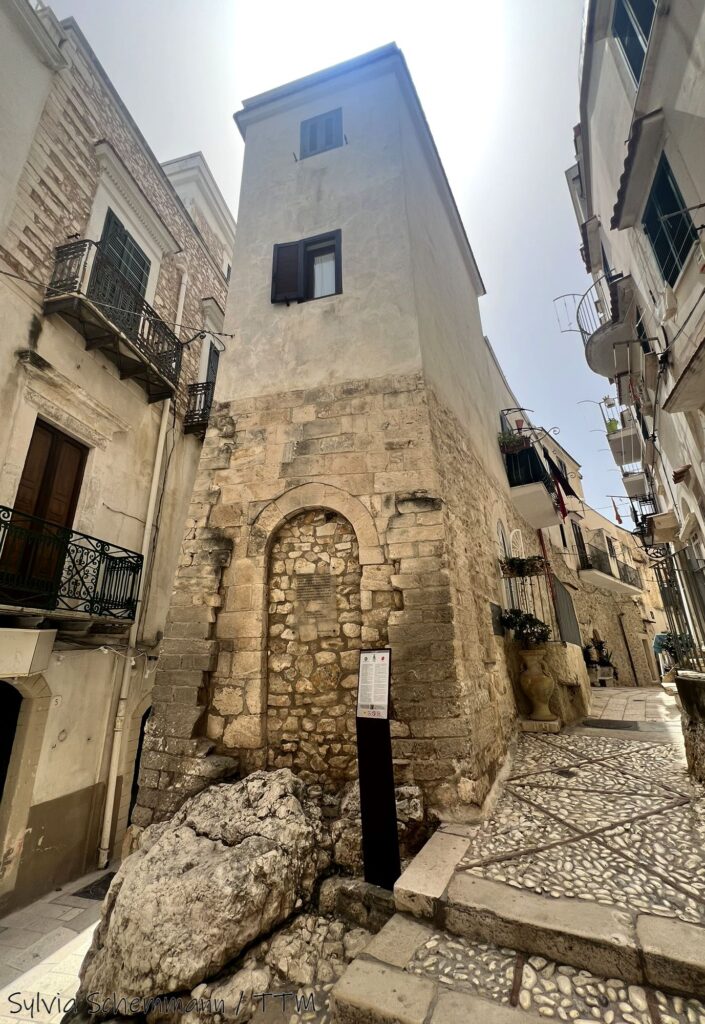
top-left (657, 285), bottom-right (677, 324)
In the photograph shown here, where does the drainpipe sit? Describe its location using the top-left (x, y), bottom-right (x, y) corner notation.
top-left (97, 257), bottom-right (188, 868)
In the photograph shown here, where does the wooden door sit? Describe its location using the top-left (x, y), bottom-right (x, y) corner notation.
top-left (0, 422), bottom-right (87, 606)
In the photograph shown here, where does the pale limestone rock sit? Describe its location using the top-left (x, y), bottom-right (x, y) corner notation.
top-left (78, 771), bottom-right (328, 1006)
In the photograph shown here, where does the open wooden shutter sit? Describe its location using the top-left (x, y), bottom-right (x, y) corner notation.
top-left (271, 241), bottom-right (303, 303)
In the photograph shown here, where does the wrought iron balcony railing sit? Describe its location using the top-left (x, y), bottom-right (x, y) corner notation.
top-left (503, 446), bottom-right (556, 493)
top-left (578, 542), bottom-right (642, 590)
top-left (576, 274), bottom-right (616, 348)
top-left (184, 381), bottom-right (215, 437)
top-left (652, 548), bottom-right (705, 673)
top-left (45, 240), bottom-right (182, 402)
top-left (0, 505), bottom-right (142, 619)
top-left (617, 558), bottom-right (642, 589)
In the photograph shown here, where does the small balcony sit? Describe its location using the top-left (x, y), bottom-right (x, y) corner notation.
top-left (0, 505), bottom-right (142, 622)
top-left (576, 274), bottom-right (643, 379)
top-left (184, 381), bottom-right (215, 438)
top-left (622, 466), bottom-right (649, 499)
top-left (44, 240), bottom-right (182, 403)
top-left (606, 410), bottom-right (645, 467)
top-left (503, 446), bottom-right (559, 529)
top-left (578, 542), bottom-right (642, 595)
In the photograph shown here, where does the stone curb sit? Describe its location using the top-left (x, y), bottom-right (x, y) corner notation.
top-left (392, 832), bottom-right (705, 998)
top-left (330, 953), bottom-right (546, 1024)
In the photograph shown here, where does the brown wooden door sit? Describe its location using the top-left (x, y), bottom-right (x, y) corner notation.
top-left (0, 422), bottom-right (87, 606)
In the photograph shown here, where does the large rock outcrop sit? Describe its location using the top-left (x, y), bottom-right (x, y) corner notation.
top-left (78, 770), bottom-right (329, 1007)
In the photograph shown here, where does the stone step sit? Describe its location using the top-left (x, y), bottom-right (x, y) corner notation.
top-left (392, 830), bottom-right (705, 999)
top-left (331, 912), bottom-right (705, 1024)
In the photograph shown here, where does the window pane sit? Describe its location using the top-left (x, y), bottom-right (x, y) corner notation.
top-left (629, 0), bottom-right (656, 42)
top-left (313, 251), bottom-right (336, 298)
top-left (643, 156), bottom-right (697, 286)
top-left (613, 0), bottom-right (646, 81)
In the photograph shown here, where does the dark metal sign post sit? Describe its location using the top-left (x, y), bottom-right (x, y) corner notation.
top-left (355, 648), bottom-right (401, 891)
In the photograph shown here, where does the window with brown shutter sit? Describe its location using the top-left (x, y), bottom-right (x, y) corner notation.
top-left (271, 231), bottom-right (342, 304)
top-left (300, 108), bottom-right (343, 160)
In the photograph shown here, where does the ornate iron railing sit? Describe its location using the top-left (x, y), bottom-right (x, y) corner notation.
top-left (575, 274), bottom-right (616, 347)
top-left (503, 446), bottom-right (556, 494)
top-left (577, 543), bottom-right (642, 589)
top-left (184, 381), bottom-right (215, 435)
top-left (652, 548), bottom-right (705, 673)
top-left (47, 240), bottom-right (182, 389)
top-left (0, 505), bottom-right (142, 618)
top-left (617, 558), bottom-right (642, 589)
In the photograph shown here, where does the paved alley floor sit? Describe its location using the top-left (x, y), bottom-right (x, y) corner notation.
top-left (588, 685), bottom-right (679, 724)
top-left (0, 869), bottom-right (107, 1023)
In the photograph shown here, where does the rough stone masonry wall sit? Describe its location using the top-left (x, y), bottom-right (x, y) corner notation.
top-left (265, 510), bottom-right (370, 789)
top-left (425, 389), bottom-right (528, 805)
top-left (133, 372), bottom-right (526, 826)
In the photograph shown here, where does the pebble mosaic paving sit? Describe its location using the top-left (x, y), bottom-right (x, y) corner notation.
top-left (458, 733), bottom-right (705, 927)
top-left (406, 937), bottom-right (705, 1024)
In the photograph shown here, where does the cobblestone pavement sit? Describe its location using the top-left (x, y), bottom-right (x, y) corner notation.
top-left (454, 732), bottom-right (705, 925)
top-left (406, 929), bottom-right (705, 1024)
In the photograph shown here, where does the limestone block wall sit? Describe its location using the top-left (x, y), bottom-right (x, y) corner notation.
top-left (133, 371), bottom-right (542, 826)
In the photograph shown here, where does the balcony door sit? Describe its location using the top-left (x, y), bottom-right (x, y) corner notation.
top-left (0, 422), bottom-right (87, 607)
top-left (89, 208), bottom-right (150, 337)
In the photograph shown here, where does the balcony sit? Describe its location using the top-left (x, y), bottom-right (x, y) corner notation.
top-left (622, 466), bottom-right (649, 499)
top-left (576, 274), bottom-right (643, 379)
top-left (503, 446), bottom-right (559, 529)
top-left (0, 505), bottom-right (142, 621)
top-left (184, 381), bottom-right (215, 438)
top-left (606, 410), bottom-right (651, 467)
top-left (44, 240), bottom-right (182, 403)
top-left (578, 542), bottom-right (642, 595)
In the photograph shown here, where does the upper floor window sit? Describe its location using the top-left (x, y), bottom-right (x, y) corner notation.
top-left (271, 230), bottom-right (342, 304)
top-left (613, 0), bottom-right (656, 83)
top-left (100, 208), bottom-right (150, 297)
top-left (642, 154), bottom-right (698, 286)
top-left (300, 108), bottom-right (343, 160)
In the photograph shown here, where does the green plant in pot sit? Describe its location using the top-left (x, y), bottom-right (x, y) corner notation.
top-left (606, 418), bottom-right (620, 434)
top-left (500, 609), bottom-right (556, 722)
top-left (497, 430), bottom-right (531, 454)
top-left (499, 555), bottom-right (546, 578)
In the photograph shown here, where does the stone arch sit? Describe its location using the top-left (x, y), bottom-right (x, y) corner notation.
top-left (211, 485), bottom-right (394, 780)
top-left (0, 674), bottom-right (51, 904)
top-left (248, 483), bottom-right (384, 564)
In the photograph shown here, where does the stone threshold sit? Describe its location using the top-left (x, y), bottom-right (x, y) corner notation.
top-left (392, 831), bottom-right (705, 997)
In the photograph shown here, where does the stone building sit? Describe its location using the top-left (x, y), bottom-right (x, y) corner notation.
top-left (133, 46), bottom-right (660, 842)
top-left (0, 0), bottom-right (235, 910)
top-left (564, 0), bottom-right (705, 671)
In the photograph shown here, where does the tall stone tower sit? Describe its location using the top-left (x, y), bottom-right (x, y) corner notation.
top-left (134, 45), bottom-right (537, 828)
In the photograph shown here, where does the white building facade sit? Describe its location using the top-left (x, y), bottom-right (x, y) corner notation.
top-left (566, 0), bottom-right (705, 671)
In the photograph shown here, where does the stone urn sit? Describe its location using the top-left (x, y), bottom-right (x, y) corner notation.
top-left (520, 647), bottom-right (556, 721)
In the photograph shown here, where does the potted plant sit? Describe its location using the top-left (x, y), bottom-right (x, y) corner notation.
top-left (500, 608), bottom-right (555, 721)
top-left (500, 555), bottom-right (546, 578)
top-left (497, 430), bottom-right (531, 454)
top-left (606, 418), bottom-right (620, 434)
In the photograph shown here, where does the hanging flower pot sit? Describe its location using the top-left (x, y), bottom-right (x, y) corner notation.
top-left (498, 431), bottom-right (531, 454)
top-left (500, 555), bottom-right (546, 578)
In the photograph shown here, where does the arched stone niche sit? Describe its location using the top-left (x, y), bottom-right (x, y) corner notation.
top-left (210, 484), bottom-right (394, 781)
top-left (267, 509), bottom-right (362, 790)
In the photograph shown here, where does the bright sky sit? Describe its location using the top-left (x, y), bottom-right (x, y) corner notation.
top-left (50, 0), bottom-right (623, 522)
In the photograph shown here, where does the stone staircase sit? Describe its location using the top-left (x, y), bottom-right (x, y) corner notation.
top-left (331, 730), bottom-right (705, 1023)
